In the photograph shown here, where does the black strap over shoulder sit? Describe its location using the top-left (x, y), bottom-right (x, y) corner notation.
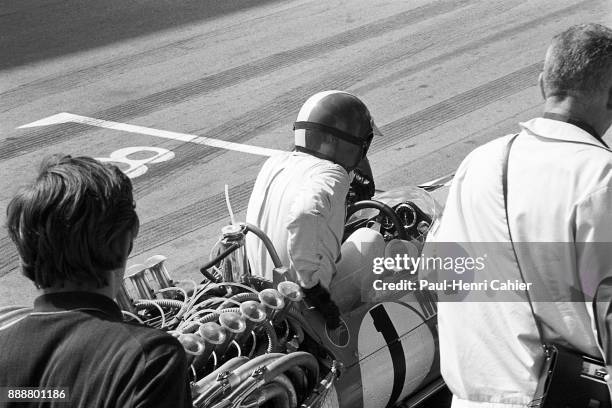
top-left (502, 134), bottom-right (547, 348)
top-left (503, 133), bottom-right (612, 408)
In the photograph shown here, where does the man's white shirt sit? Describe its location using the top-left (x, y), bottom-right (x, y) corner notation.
top-left (426, 117), bottom-right (612, 406)
top-left (246, 151), bottom-right (349, 289)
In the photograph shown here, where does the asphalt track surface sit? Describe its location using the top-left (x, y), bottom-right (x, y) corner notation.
top-left (1, 0), bottom-right (611, 308)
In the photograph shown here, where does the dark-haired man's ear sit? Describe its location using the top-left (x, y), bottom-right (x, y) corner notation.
top-left (538, 73), bottom-right (546, 100)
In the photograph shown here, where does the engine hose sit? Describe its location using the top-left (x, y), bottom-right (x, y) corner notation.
top-left (239, 381), bottom-right (292, 408)
top-left (263, 352), bottom-right (319, 388)
top-left (200, 242), bottom-right (241, 273)
top-left (219, 292), bottom-right (260, 309)
top-left (182, 307), bottom-right (220, 324)
top-left (193, 297), bottom-right (239, 312)
top-left (194, 353), bottom-right (284, 408)
top-left (260, 319), bottom-right (281, 353)
top-left (157, 287), bottom-right (188, 301)
top-left (157, 289), bottom-right (190, 319)
top-left (149, 299), bottom-right (185, 309)
top-left (227, 340), bottom-right (242, 359)
top-left (151, 299), bottom-right (186, 328)
top-left (223, 352), bottom-right (319, 407)
top-left (121, 311), bottom-right (145, 324)
top-left (180, 322), bottom-right (201, 334)
top-left (193, 356), bottom-right (249, 394)
top-left (243, 223), bottom-right (283, 268)
top-left (217, 282), bottom-right (259, 296)
top-left (184, 302), bottom-right (211, 318)
top-left (212, 297), bottom-right (243, 309)
top-left (246, 331), bottom-right (257, 358)
top-left (178, 309), bottom-right (220, 332)
top-left (180, 317), bottom-right (216, 334)
top-left (177, 279), bottom-right (198, 297)
top-left (269, 374), bottom-right (298, 408)
top-left (134, 301), bottom-right (166, 328)
top-left (188, 284), bottom-right (228, 310)
top-left (181, 307), bottom-right (240, 333)
top-left (283, 366), bottom-right (308, 402)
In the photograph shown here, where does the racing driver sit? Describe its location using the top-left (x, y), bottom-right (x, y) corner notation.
top-left (246, 90), bottom-right (383, 329)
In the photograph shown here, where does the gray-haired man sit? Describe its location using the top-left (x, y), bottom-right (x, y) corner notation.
top-left (427, 24), bottom-right (612, 406)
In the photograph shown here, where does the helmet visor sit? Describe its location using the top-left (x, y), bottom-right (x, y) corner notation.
top-left (363, 120), bottom-right (381, 157)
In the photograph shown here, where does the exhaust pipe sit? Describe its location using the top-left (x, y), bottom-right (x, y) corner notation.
top-left (238, 301), bottom-right (266, 343)
top-left (193, 322), bottom-right (227, 372)
top-left (277, 281), bottom-right (303, 304)
top-left (275, 281), bottom-right (304, 323)
top-left (176, 333), bottom-right (206, 366)
top-left (217, 311), bottom-right (247, 358)
top-left (258, 289), bottom-right (285, 321)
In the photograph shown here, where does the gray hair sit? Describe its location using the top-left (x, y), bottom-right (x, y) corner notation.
top-left (543, 23), bottom-right (612, 97)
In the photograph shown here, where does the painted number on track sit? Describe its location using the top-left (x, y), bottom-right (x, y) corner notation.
top-left (96, 146), bottom-right (175, 179)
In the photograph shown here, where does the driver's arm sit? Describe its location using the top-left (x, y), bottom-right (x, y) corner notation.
top-left (285, 164), bottom-right (350, 289)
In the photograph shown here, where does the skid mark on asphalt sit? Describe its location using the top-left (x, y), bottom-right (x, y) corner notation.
top-left (355, 0), bottom-right (592, 94)
top-left (0, 1), bottom-right (318, 111)
top-left (0, 1), bottom-right (597, 276)
top-left (370, 62), bottom-right (542, 153)
top-left (134, 60), bottom-right (541, 195)
top-left (0, 62), bottom-right (549, 276)
top-left (106, 0), bottom-right (587, 196)
top-left (61, 0), bottom-right (531, 196)
top-left (0, 0), bottom-right (472, 160)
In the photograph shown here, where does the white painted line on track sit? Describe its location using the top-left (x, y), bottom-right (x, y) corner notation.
top-left (19, 112), bottom-right (283, 157)
top-left (18, 113), bottom-right (454, 187)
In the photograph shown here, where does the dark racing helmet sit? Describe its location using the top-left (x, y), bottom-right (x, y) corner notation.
top-left (293, 90), bottom-right (379, 170)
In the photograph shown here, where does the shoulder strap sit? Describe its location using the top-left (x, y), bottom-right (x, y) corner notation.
top-left (502, 134), bottom-right (547, 350)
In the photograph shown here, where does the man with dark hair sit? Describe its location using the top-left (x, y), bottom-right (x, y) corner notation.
top-left (425, 24), bottom-right (612, 406)
top-left (0, 155), bottom-right (192, 407)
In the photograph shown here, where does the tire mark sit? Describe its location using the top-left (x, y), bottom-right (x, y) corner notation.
top-left (370, 62), bottom-right (542, 153)
top-left (376, 103), bottom-right (542, 187)
top-left (131, 41), bottom-right (434, 196)
top-left (0, 0), bottom-right (472, 160)
top-left (0, 62), bottom-right (545, 277)
top-left (0, 0), bottom-right (317, 112)
top-left (130, 0), bottom-right (582, 195)
top-left (0, 1), bottom-right (593, 276)
top-left (114, 64), bottom-right (547, 254)
top-left (355, 0), bottom-right (592, 93)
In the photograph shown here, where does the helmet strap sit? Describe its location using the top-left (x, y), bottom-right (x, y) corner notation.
top-left (293, 121), bottom-right (371, 151)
